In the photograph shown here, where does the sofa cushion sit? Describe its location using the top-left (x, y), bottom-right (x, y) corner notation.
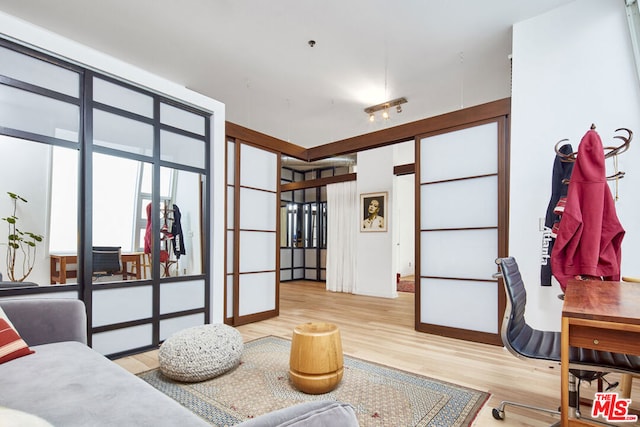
top-left (0, 341), bottom-right (209, 427)
top-left (0, 318), bottom-right (34, 364)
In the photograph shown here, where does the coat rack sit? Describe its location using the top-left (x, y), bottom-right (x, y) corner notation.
top-left (553, 125), bottom-right (632, 200)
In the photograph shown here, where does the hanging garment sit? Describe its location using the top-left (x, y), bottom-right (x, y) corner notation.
top-left (540, 144), bottom-right (573, 286)
top-left (551, 129), bottom-right (625, 291)
top-left (144, 202), bottom-right (152, 254)
top-left (171, 204), bottom-right (186, 259)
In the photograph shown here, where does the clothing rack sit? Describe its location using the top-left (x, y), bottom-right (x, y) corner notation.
top-left (554, 124), bottom-right (632, 164)
top-left (553, 125), bottom-right (632, 200)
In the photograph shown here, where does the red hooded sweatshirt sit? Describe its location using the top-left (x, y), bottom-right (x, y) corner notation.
top-left (551, 129), bottom-right (625, 291)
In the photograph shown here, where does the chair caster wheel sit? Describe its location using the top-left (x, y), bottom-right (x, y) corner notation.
top-left (492, 407), bottom-right (505, 420)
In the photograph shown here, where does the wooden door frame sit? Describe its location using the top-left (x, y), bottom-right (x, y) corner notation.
top-left (226, 98), bottom-right (510, 344)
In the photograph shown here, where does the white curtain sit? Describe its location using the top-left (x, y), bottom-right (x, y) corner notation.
top-left (326, 180), bottom-right (358, 293)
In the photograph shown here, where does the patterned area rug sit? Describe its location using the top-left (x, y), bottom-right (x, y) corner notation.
top-left (138, 336), bottom-right (489, 427)
top-left (397, 279), bottom-right (415, 293)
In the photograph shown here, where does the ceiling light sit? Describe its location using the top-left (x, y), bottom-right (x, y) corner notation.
top-left (368, 113), bottom-right (375, 122)
top-left (364, 97), bottom-right (407, 122)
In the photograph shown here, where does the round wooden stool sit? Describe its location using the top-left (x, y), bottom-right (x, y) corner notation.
top-left (289, 322), bottom-right (343, 394)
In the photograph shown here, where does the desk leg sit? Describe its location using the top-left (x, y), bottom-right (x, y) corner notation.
top-left (561, 316), bottom-right (569, 427)
top-left (59, 258), bottom-right (67, 284)
top-left (135, 257), bottom-right (141, 280)
top-left (50, 257), bottom-right (56, 284)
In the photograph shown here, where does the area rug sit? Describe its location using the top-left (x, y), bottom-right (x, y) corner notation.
top-left (138, 336), bottom-right (489, 427)
top-left (397, 279), bottom-right (415, 293)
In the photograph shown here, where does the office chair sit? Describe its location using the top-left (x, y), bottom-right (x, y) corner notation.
top-left (493, 257), bottom-right (640, 424)
top-left (92, 246), bottom-right (122, 279)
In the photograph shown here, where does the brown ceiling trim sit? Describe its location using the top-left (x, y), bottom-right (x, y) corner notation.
top-left (226, 98), bottom-right (510, 166)
top-left (281, 173), bottom-right (357, 192)
top-left (306, 98), bottom-right (511, 161)
top-left (226, 121), bottom-right (307, 160)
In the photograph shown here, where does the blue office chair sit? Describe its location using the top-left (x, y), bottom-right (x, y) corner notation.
top-left (493, 257), bottom-right (640, 423)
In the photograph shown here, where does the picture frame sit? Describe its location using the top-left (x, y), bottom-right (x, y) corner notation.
top-left (360, 191), bottom-right (387, 232)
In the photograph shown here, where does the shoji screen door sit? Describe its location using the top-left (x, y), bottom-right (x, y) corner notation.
top-left (417, 119), bottom-right (507, 345)
top-left (226, 140), bottom-right (279, 325)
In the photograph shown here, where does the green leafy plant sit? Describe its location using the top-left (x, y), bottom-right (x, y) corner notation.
top-left (2, 192), bottom-right (44, 282)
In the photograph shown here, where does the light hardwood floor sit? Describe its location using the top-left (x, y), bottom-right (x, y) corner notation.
top-left (115, 281), bottom-right (640, 427)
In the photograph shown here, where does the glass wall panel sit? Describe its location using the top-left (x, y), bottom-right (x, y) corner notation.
top-left (240, 144), bottom-right (277, 191)
top-left (167, 168), bottom-right (204, 276)
top-left (420, 229), bottom-right (497, 280)
top-left (160, 280), bottom-right (204, 313)
top-left (238, 271), bottom-right (276, 315)
top-left (0, 45), bottom-right (79, 97)
top-left (92, 325), bottom-right (153, 355)
top-left (93, 109), bottom-right (153, 155)
top-left (420, 122), bottom-right (497, 182)
top-left (91, 157), bottom-right (205, 282)
top-left (421, 176), bottom-right (498, 229)
top-left (50, 146), bottom-right (79, 254)
top-left (93, 153), bottom-right (139, 253)
top-left (160, 314), bottom-right (204, 341)
top-left (227, 141), bottom-right (235, 184)
top-left (281, 168), bottom-right (293, 181)
top-left (239, 231), bottom-right (276, 273)
top-left (0, 85), bottom-right (79, 142)
top-left (420, 278), bottom-right (498, 333)
top-left (0, 136), bottom-right (54, 286)
top-left (93, 77), bottom-right (153, 118)
top-left (239, 188), bottom-right (276, 231)
top-left (161, 102), bottom-right (205, 136)
top-left (92, 286), bottom-right (153, 326)
top-left (144, 167), bottom-right (204, 278)
top-left (160, 130), bottom-right (205, 168)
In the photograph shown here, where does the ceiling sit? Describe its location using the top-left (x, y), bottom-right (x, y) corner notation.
top-left (0, 0), bottom-right (575, 149)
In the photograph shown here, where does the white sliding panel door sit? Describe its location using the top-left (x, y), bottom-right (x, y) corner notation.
top-left (417, 119), bottom-right (507, 345)
top-left (229, 142), bottom-right (279, 325)
top-left (225, 139), bottom-right (236, 322)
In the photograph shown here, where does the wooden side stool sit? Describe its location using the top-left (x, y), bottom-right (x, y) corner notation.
top-left (289, 322), bottom-right (343, 394)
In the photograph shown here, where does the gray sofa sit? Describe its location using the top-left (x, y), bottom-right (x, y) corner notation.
top-left (0, 298), bottom-right (359, 427)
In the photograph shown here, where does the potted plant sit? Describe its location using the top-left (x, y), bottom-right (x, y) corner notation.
top-left (2, 192), bottom-right (44, 282)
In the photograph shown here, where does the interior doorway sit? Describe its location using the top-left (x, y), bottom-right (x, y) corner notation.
top-left (394, 173), bottom-right (415, 293)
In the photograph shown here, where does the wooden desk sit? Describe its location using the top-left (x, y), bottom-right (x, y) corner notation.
top-left (50, 252), bottom-right (144, 284)
top-left (561, 280), bottom-right (640, 426)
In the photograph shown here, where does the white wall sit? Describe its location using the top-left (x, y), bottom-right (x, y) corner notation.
top-left (511, 0), bottom-right (640, 331)
top-left (356, 146), bottom-right (396, 298)
top-left (0, 137), bottom-right (50, 284)
top-left (0, 11), bottom-right (226, 322)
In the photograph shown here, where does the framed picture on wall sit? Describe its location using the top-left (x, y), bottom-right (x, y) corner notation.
top-left (360, 191), bottom-right (387, 232)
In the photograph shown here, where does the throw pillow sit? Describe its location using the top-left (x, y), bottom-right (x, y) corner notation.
top-left (0, 407), bottom-right (54, 427)
top-left (0, 318), bottom-right (34, 364)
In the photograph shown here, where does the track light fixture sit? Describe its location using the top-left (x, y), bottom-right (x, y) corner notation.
top-left (364, 97), bottom-right (407, 122)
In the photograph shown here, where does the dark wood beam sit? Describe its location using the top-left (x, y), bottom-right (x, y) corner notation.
top-left (226, 121), bottom-right (307, 160)
top-left (394, 163), bottom-right (415, 176)
top-left (306, 98), bottom-right (511, 161)
top-left (280, 173), bottom-right (356, 192)
top-left (227, 98), bottom-right (510, 169)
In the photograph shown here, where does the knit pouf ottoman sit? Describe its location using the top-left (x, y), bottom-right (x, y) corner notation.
top-left (158, 324), bottom-right (243, 382)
